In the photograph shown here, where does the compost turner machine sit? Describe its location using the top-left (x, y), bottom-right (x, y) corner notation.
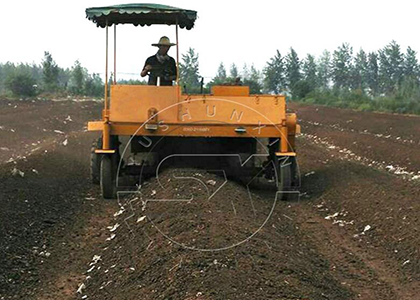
top-left (86, 4), bottom-right (301, 199)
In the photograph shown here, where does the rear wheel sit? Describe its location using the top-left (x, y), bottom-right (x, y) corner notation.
top-left (100, 155), bottom-right (117, 199)
top-left (277, 158), bottom-right (292, 200)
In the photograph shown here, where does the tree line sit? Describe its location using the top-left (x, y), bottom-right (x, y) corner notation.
top-left (180, 41), bottom-right (420, 114)
top-left (3, 41), bottom-right (420, 114)
top-left (0, 52), bottom-right (104, 98)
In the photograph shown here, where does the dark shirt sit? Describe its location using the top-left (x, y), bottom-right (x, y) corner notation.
top-left (143, 54), bottom-right (177, 86)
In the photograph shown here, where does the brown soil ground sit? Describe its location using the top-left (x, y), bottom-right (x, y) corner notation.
top-left (0, 100), bottom-right (419, 300)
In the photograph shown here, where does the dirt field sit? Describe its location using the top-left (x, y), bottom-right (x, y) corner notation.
top-left (0, 99), bottom-right (419, 300)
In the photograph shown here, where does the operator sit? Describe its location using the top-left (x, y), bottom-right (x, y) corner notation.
top-left (140, 36), bottom-right (177, 86)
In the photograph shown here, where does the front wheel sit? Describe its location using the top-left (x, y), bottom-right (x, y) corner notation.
top-left (90, 138), bottom-right (102, 185)
top-left (100, 155), bottom-right (117, 199)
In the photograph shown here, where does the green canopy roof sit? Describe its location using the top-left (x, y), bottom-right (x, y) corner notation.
top-left (86, 3), bottom-right (197, 29)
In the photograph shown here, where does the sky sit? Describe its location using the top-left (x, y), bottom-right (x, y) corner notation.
top-left (2, 0), bottom-right (420, 81)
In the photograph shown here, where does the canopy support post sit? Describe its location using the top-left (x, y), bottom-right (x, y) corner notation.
top-left (114, 24), bottom-right (117, 85)
top-left (103, 19), bottom-right (110, 150)
top-left (175, 18), bottom-right (180, 87)
top-left (104, 19), bottom-right (109, 111)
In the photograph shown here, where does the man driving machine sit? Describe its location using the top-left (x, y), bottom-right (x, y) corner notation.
top-left (140, 36), bottom-right (177, 86)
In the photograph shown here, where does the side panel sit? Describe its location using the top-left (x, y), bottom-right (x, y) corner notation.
top-left (109, 85), bottom-right (286, 125)
top-left (109, 85), bottom-right (179, 123)
top-left (180, 95), bottom-right (286, 125)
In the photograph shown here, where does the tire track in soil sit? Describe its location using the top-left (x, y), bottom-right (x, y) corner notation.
top-left (292, 138), bottom-right (420, 300)
top-left (0, 100), bottom-right (114, 300)
top-left (0, 130), bottom-right (108, 299)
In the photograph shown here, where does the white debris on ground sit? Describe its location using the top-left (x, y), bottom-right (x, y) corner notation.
top-left (11, 167), bottom-right (25, 177)
top-left (353, 224), bottom-right (373, 238)
top-left (76, 283), bottom-right (86, 294)
top-left (332, 219), bottom-right (354, 227)
top-left (304, 171), bottom-right (315, 177)
top-left (39, 251), bottom-right (51, 257)
top-left (90, 255), bottom-right (101, 265)
top-left (363, 225), bottom-right (371, 233)
top-left (325, 212), bottom-right (339, 220)
top-left (324, 211), bottom-right (355, 227)
top-left (137, 216), bottom-right (146, 223)
top-left (106, 234), bottom-right (116, 241)
top-left (53, 129), bottom-right (65, 134)
top-left (32, 169), bottom-right (38, 174)
top-left (62, 139), bottom-right (68, 146)
top-left (107, 223), bottom-right (120, 232)
top-left (303, 120), bottom-right (419, 146)
top-left (114, 208), bottom-right (125, 217)
top-left (206, 179), bottom-right (216, 186)
top-left (87, 266), bottom-right (95, 273)
top-left (302, 133), bottom-right (420, 181)
top-left (65, 115), bottom-right (73, 122)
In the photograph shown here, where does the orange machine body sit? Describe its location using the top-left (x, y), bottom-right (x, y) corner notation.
top-left (88, 85), bottom-right (300, 155)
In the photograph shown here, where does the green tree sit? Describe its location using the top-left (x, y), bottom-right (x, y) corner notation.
top-left (302, 54), bottom-right (318, 91)
top-left (58, 67), bottom-right (71, 90)
top-left (399, 46), bottom-right (420, 101)
top-left (403, 46), bottom-right (419, 79)
top-left (263, 50), bottom-right (285, 94)
top-left (0, 62), bottom-right (16, 92)
top-left (5, 72), bottom-right (37, 97)
top-left (367, 52), bottom-right (379, 96)
top-left (242, 63), bottom-right (250, 81)
top-left (84, 73), bottom-right (104, 97)
top-left (70, 60), bottom-right (86, 95)
top-left (230, 63), bottom-right (239, 79)
top-left (244, 65), bottom-right (263, 94)
top-left (351, 49), bottom-right (368, 91)
top-left (285, 47), bottom-right (301, 96)
top-left (332, 43), bottom-right (353, 89)
top-left (42, 51), bottom-right (59, 91)
top-left (378, 41), bottom-right (403, 94)
top-left (210, 62), bottom-right (227, 85)
top-left (217, 62), bottom-right (227, 80)
top-left (317, 50), bottom-right (331, 90)
top-left (179, 47), bottom-right (200, 93)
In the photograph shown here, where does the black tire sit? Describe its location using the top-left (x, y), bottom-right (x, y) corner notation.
top-left (90, 138), bottom-right (102, 184)
top-left (277, 160), bottom-right (292, 201)
top-left (100, 155), bottom-right (116, 199)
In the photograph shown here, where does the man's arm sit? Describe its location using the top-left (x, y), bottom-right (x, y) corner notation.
top-left (141, 65), bottom-right (152, 77)
top-left (141, 58), bottom-right (153, 77)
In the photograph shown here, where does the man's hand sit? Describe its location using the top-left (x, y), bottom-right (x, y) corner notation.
top-left (141, 65), bottom-right (153, 77)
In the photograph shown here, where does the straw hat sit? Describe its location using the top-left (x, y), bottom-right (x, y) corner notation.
top-left (152, 36), bottom-right (176, 47)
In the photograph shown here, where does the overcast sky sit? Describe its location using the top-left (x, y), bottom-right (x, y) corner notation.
top-left (3, 0), bottom-right (419, 81)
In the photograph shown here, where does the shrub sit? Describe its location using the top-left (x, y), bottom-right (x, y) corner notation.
top-left (358, 103), bottom-right (372, 111)
top-left (5, 73), bottom-right (37, 97)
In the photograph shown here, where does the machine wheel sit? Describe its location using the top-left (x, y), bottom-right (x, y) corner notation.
top-left (277, 159), bottom-right (292, 201)
top-left (100, 155), bottom-right (117, 199)
top-left (90, 138), bottom-right (102, 184)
